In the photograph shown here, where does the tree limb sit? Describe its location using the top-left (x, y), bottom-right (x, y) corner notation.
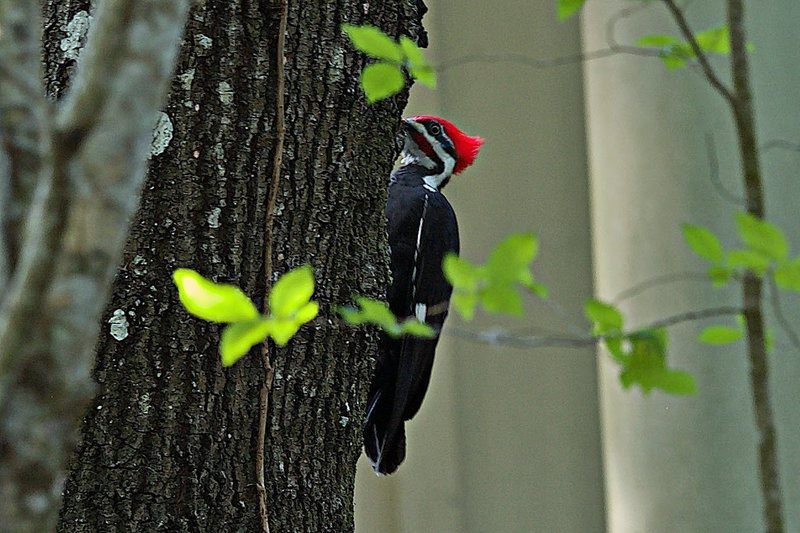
top-left (727, 0), bottom-right (784, 529)
top-left (0, 0), bottom-right (58, 401)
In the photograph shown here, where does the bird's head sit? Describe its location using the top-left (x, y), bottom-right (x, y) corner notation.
top-left (400, 115), bottom-right (484, 189)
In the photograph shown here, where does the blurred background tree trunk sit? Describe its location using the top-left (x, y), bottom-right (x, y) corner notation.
top-left (36, 1), bottom-right (426, 531)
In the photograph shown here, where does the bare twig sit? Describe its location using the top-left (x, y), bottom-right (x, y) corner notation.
top-left (767, 276), bottom-right (800, 353)
top-left (612, 271), bottom-right (715, 304)
top-left (450, 306), bottom-right (741, 349)
top-left (705, 133), bottom-right (745, 206)
top-left (256, 0), bottom-right (288, 531)
top-left (449, 327), bottom-right (596, 349)
top-left (437, 3), bottom-right (660, 73)
top-left (762, 139), bottom-right (800, 154)
top-left (661, 0), bottom-right (734, 104)
top-left (643, 305), bottom-right (741, 330)
top-left (436, 47), bottom-right (659, 73)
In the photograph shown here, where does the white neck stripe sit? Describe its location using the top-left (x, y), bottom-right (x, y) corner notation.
top-left (401, 121), bottom-right (457, 189)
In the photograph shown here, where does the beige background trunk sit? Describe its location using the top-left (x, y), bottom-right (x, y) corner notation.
top-left (357, 1), bottom-right (799, 532)
top-left (356, 1), bottom-right (605, 531)
top-left (583, 1), bottom-right (800, 532)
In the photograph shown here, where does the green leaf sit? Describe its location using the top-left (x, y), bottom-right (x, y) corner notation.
top-left (361, 63), bottom-right (405, 103)
top-left (220, 319), bottom-right (271, 366)
top-left (443, 253), bottom-right (482, 291)
top-left (736, 212), bottom-right (789, 261)
top-left (708, 266), bottom-right (732, 287)
top-left (486, 233), bottom-right (539, 284)
top-left (294, 301), bottom-right (320, 324)
top-left (451, 290), bottom-right (479, 321)
top-left (267, 317), bottom-right (300, 346)
top-left (637, 34), bottom-right (681, 48)
top-left (173, 268), bottom-right (259, 323)
top-left (617, 329), bottom-right (695, 395)
top-left (270, 265), bottom-right (315, 318)
top-left (695, 25), bottom-right (730, 54)
top-left (525, 280), bottom-right (549, 299)
top-left (774, 258), bottom-right (800, 291)
top-left (585, 299), bottom-right (623, 334)
top-left (682, 223), bottom-right (724, 263)
top-left (645, 25), bottom-right (733, 71)
top-left (727, 249), bottom-right (771, 274)
top-left (662, 51), bottom-right (689, 70)
top-left (342, 24), bottom-right (403, 62)
top-left (339, 297), bottom-right (397, 330)
top-left (698, 325), bottom-right (743, 345)
top-left (480, 284), bottom-right (524, 316)
top-left (399, 36), bottom-right (436, 88)
top-left (604, 335), bottom-right (629, 365)
top-left (400, 320), bottom-right (436, 338)
top-left (557, 0), bottom-right (587, 21)
top-left (618, 330), bottom-right (666, 393)
top-left (338, 297), bottom-right (433, 338)
top-left (658, 370), bottom-right (698, 396)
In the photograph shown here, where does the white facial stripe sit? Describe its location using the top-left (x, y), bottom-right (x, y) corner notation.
top-left (402, 121), bottom-right (457, 187)
top-left (415, 303), bottom-right (427, 322)
top-left (402, 136), bottom-right (436, 169)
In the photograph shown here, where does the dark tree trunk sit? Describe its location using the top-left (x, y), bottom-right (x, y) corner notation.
top-left (49, 1), bottom-right (426, 531)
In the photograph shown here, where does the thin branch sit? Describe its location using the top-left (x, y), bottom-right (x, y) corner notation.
top-left (643, 305), bottom-right (740, 330)
top-left (705, 133), bottom-right (745, 206)
top-left (449, 306), bottom-right (741, 349)
top-left (762, 139), bottom-right (800, 154)
top-left (535, 289), bottom-right (587, 336)
top-left (437, 4), bottom-right (660, 73)
top-left (436, 47), bottom-right (660, 73)
top-left (449, 327), bottom-right (596, 349)
top-left (612, 271), bottom-right (716, 304)
top-left (767, 276), bottom-right (800, 353)
top-left (256, 0), bottom-right (288, 531)
top-left (661, 0), bottom-right (734, 105)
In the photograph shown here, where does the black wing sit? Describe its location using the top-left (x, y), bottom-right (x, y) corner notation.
top-left (364, 171), bottom-right (458, 474)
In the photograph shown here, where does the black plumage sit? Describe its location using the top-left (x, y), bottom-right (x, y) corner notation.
top-left (364, 164), bottom-right (459, 475)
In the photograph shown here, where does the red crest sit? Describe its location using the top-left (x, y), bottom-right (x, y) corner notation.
top-left (411, 115), bottom-right (484, 174)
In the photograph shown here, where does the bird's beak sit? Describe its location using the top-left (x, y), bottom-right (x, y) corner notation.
top-left (401, 118), bottom-right (417, 133)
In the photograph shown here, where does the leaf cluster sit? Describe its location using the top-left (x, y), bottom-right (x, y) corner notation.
top-left (585, 299), bottom-right (697, 395)
top-left (338, 297), bottom-right (436, 338)
top-left (342, 24), bottom-right (436, 103)
top-left (683, 212), bottom-right (799, 290)
top-left (682, 212), bottom-right (798, 346)
top-left (443, 233), bottom-right (547, 321)
top-left (173, 266), bottom-right (319, 366)
top-left (637, 25), bottom-right (739, 70)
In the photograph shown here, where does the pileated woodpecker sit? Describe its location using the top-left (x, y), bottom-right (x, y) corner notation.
top-left (364, 115), bottom-right (483, 474)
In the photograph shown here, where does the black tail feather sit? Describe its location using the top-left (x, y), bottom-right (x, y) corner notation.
top-left (364, 387), bottom-right (407, 475)
top-left (363, 331), bottom-right (441, 474)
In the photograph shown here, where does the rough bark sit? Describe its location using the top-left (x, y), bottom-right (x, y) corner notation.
top-left (53, 0), bottom-right (425, 531)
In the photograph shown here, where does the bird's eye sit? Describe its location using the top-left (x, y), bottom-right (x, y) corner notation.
top-left (429, 123), bottom-right (442, 135)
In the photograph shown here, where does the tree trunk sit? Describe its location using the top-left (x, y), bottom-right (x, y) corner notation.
top-left (52, 1), bottom-right (426, 531)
